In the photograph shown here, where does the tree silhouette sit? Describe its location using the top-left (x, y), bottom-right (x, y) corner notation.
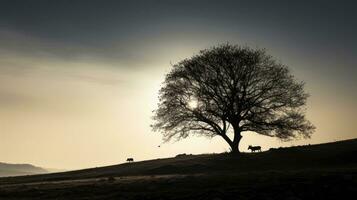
top-left (152, 44), bottom-right (315, 153)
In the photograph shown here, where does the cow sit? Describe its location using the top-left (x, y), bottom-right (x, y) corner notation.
top-left (126, 158), bottom-right (134, 162)
top-left (248, 145), bottom-right (262, 152)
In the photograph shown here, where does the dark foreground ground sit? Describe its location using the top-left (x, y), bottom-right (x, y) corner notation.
top-left (1, 139), bottom-right (357, 200)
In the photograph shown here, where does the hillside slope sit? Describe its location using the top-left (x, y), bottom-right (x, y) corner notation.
top-left (0, 139), bottom-right (356, 200)
top-left (1, 138), bottom-right (356, 184)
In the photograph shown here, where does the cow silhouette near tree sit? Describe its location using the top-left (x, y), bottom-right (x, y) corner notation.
top-left (152, 44), bottom-right (315, 153)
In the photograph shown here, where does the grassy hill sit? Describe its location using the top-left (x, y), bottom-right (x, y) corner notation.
top-left (0, 139), bottom-right (356, 199)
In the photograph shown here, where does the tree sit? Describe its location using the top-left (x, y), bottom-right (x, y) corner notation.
top-left (152, 44), bottom-right (315, 153)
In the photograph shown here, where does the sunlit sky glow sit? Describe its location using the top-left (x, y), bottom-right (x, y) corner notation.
top-left (1, 0), bottom-right (356, 169)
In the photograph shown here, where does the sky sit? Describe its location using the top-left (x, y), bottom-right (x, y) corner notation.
top-left (0, 0), bottom-right (356, 170)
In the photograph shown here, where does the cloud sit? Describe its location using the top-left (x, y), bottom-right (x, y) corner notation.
top-left (0, 91), bottom-right (38, 108)
top-left (0, 28), bottom-right (189, 71)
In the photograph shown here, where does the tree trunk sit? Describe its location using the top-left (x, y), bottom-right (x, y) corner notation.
top-left (230, 124), bottom-right (242, 153)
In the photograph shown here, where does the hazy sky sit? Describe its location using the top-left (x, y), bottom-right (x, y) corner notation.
top-left (1, 0), bottom-right (356, 169)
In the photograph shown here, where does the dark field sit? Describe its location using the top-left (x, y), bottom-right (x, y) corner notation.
top-left (1, 139), bottom-right (357, 200)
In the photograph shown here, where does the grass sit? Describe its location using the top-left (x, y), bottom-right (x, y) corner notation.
top-left (0, 138), bottom-right (356, 199)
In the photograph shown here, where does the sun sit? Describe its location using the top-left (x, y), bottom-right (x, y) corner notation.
top-left (188, 99), bottom-right (198, 109)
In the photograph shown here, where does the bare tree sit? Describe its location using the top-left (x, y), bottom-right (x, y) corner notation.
top-left (152, 44), bottom-right (315, 153)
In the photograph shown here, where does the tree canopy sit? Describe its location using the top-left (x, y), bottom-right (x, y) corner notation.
top-left (152, 44), bottom-right (315, 153)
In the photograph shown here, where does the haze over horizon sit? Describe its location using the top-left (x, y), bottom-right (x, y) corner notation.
top-left (1, 0), bottom-right (356, 170)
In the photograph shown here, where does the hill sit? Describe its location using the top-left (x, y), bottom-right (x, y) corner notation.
top-left (0, 139), bottom-right (356, 199)
top-left (0, 162), bottom-right (48, 177)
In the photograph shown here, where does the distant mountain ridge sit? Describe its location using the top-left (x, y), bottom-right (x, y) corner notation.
top-left (0, 162), bottom-right (48, 177)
